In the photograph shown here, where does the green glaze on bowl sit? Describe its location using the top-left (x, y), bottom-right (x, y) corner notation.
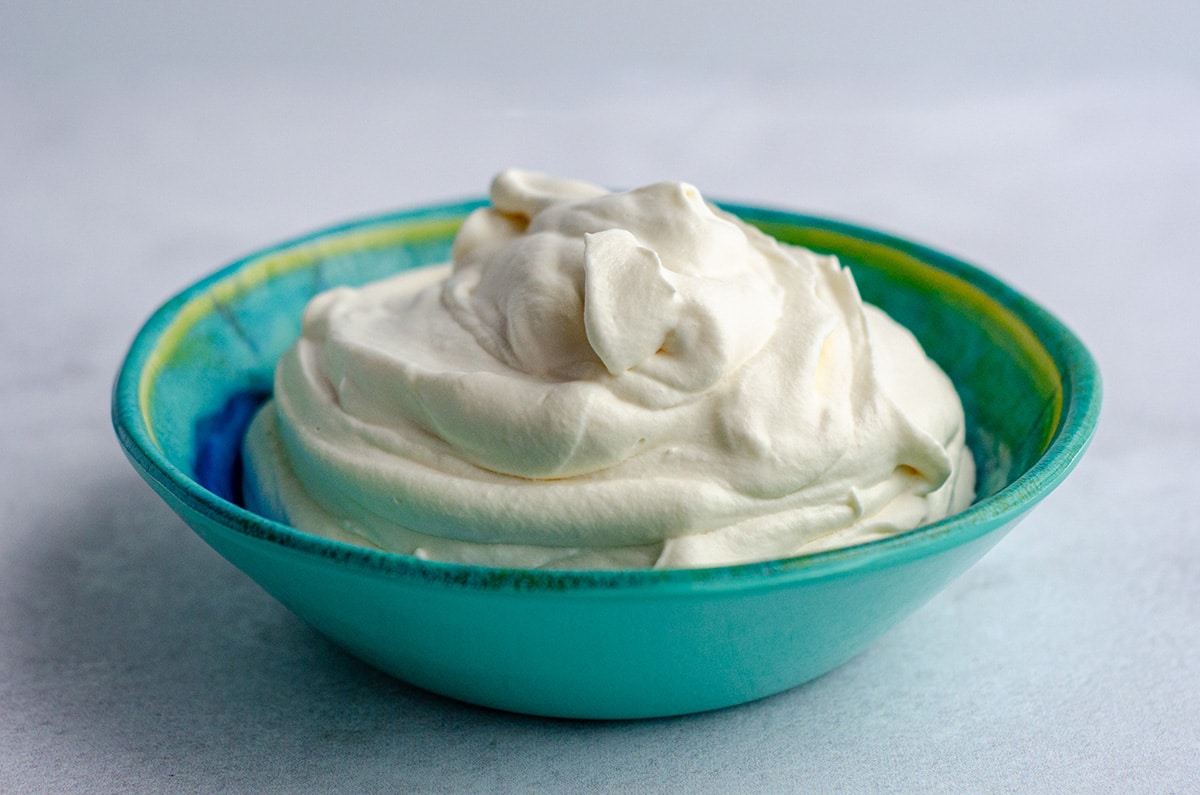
top-left (113, 199), bottom-right (1101, 719)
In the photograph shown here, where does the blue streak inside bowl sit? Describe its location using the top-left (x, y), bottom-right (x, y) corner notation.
top-left (194, 388), bottom-right (272, 506)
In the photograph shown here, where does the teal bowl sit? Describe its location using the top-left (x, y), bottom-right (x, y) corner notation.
top-left (113, 199), bottom-right (1100, 719)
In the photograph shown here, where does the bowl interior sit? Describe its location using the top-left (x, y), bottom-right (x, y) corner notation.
top-left (118, 200), bottom-right (1095, 572)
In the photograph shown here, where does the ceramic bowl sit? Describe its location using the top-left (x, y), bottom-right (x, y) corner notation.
top-left (113, 199), bottom-right (1100, 719)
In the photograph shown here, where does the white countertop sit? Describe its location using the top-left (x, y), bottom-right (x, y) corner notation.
top-left (3, 3), bottom-right (1198, 791)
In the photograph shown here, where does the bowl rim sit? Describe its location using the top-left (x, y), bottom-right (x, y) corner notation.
top-left (113, 198), bottom-right (1102, 594)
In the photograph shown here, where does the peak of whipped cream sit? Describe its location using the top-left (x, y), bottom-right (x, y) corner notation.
top-left (243, 169), bottom-right (975, 569)
top-left (443, 171), bottom-right (783, 404)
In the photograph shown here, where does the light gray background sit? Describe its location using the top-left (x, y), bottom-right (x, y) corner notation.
top-left (2, 2), bottom-right (1198, 792)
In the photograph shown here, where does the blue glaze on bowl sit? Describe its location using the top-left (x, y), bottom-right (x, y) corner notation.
top-left (113, 199), bottom-right (1101, 719)
top-left (194, 388), bottom-right (270, 504)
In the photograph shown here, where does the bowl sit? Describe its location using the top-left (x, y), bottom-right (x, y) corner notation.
top-left (113, 198), bottom-right (1100, 719)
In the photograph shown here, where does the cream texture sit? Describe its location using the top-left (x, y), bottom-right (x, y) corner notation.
top-left (243, 170), bottom-right (975, 568)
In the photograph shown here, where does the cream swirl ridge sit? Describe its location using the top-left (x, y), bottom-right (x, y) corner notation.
top-left (243, 170), bottom-right (975, 569)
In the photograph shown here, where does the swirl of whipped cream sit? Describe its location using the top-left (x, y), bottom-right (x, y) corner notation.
top-left (243, 170), bottom-right (975, 569)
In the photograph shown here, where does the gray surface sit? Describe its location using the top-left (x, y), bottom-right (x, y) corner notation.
top-left (3, 3), bottom-right (1199, 792)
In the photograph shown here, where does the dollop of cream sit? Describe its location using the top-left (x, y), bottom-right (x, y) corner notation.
top-left (243, 170), bottom-right (975, 569)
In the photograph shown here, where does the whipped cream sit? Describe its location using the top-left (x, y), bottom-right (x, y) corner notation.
top-left (243, 170), bottom-right (975, 568)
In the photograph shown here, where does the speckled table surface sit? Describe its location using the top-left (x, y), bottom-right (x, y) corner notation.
top-left (3, 4), bottom-right (1199, 792)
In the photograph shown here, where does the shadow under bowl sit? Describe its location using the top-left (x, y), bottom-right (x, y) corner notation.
top-left (113, 199), bottom-right (1100, 719)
